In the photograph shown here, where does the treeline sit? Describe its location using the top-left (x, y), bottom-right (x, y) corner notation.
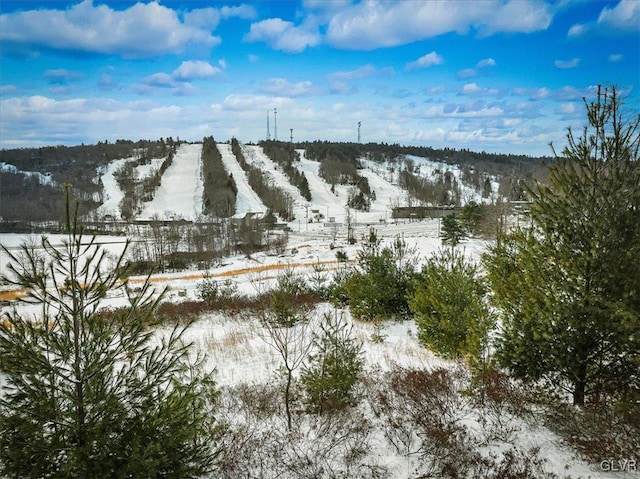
top-left (259, 140), bottom-right (311, 201)
top-left (231, 138), bottom-right (295, 221)
top-left (202, 136), bottom-right (237, 218)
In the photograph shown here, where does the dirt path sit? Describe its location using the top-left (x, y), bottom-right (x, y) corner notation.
top-left (0, 258), bottom-right (351, 302)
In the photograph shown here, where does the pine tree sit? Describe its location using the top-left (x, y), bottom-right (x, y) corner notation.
top-left (440, 213), bottom-right (466, 247)
top-left (0, 187), bottom-right (220, 478)
top-left (409, 248), bottom-right (493, 364)
top-left (301, 311), bottom-right (364, 414)
top-left (343, 229), bottom-right (415, 321)
top-left (484, 86), bottom-right (640, 406)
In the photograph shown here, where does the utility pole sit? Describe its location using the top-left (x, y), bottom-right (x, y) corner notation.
top-left (274, 108), bottom-right (278, 141)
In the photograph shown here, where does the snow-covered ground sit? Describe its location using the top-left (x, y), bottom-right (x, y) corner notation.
top-left (217, 143), bottom-right (267, 217)
top-left (1, 162), bottom-right (57, 186)
top-left (2, 145), bottom-right (630, 478)
top-left (294, 149), bottom-right (352, 223)
top-left (139, 143), bottom-right (204, 220)
top-left (405, 154), bottom-right (500, 205)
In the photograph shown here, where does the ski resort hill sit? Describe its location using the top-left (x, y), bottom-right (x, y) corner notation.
top-left (86, 140), bottom-right (525, 225)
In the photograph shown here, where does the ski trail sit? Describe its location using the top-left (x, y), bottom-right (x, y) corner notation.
top-left (217, 143), bottom-right (267, 217)
top-left (139, 143), bottom-right (204, 220)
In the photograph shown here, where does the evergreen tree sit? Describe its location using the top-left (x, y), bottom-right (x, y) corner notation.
top-left (460, 200), bottom-right (484, 235)
top-left (343, 229), bottom-right (415, 321)
top-left (440, 213), bottom-right (466, 247)
top-left (301, 311), bottom-right (364, 414)
top-left (484, 86), bottom-right (640, 406)
top-left (409, 248), bottom-right (493, 364)
top-left (0, 188), bottom-right (220, 478)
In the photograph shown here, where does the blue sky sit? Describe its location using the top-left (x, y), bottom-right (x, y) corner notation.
top-left (0, 0), bottom-right (638, 155)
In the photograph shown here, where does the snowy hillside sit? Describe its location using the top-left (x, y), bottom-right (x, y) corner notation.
top-left (217, 143), bottom-right (267, 217)
top-left (139, 143), bottom-right (204, 220)
top-left (94, 142), bottom-right (505, 224)
top-left (1, 162), bottom-right (57, 186)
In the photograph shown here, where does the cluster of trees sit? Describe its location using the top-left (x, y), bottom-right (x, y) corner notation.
top-left (485, 86), bottom-right (640, 407)
top-left (337, 87), bottom-right (640, 411)
top-left (303, 139), bottom-right (548, 183)
top-left (318, 157), bottom-right (359, 185)
top-left (313, 153), bottom-right (375, 211)
top-left (260, 140), bottom-right (311, 201)
top-left (231, 138), bottom-right (295, 221)
top-left (398, 166), bottom-right (462, 206)
top-left (202, 136), bottom-right (237, 218)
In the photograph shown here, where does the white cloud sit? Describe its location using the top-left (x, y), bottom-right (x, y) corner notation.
top-left (597, 0), bottom-right (640, 32)
top-left (183, 7), bottom-right (221, 30)
top-left (0, 94), bottom-right (221, 147)
top-left (325, 0), bottom-right (552, 50)
top-left (173, 61), bottom-right (221, 81)
top-left (476, 58), bottom-right (497, 68)
top-left (513, 87), bottom-right (550, 100)
top-left (459, 83), bottom-right (499, 96)
top-left (328, 65), bottom-right (387, 82)
top-left (609, 53), bottom-right (623, 62)
top-left (556, 102), bottom-right (578, 115)
top-left (244, 18), bottom-right (321, 53)
top-left (220, 5), bottom-right (257, 20)
top-left (567, 23), bottom-right (588, 37)
top-left (456, 57), bottom-right (496, 79)
top-left (554, 58), bottom-right (580, 69)
top-left (144, 73), bottom-right (175, 88)
top-left (405, 51), bottom-right (444, 71)
top-left (457, 68), bottom-right (478, 79)
top-left (259, 78), bottom-right (315, 97)
top-left (0, 1), bottom-right (220, 58)
top-left (568, 0), bottom-right (639, 37)
top-left (0, 85), bottom-right (18, 95)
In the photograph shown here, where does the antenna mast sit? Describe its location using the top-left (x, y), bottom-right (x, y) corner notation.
top-left (266, 111), bottom-right (271, 140)
top-left (274, 108), bottom-right (278, 141)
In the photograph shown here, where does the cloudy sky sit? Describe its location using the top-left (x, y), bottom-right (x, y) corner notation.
top-left (0, 0), bottom-right (638, 155)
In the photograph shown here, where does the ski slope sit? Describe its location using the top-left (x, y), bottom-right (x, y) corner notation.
top-left (96, 157), bottom-right (129, 218)
top-left (139, 143), bottom-right (204, 220)
top-left (295, 149), bottom-right (350, 222)
top-left (243, 145), bottom-right (306, 204)
top-left (217, 143), bottom-right (267, 218)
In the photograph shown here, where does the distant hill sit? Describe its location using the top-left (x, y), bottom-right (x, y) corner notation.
top-left (0, 138), bottom-right (549, 231)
